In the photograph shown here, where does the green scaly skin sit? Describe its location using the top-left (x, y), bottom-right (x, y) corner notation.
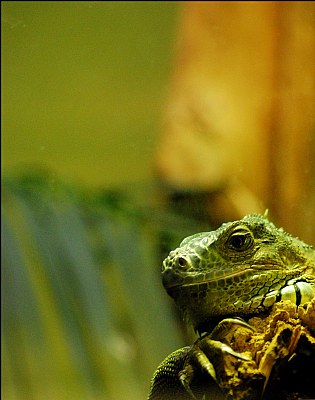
top-left (148, 214), bottom-right (315, 399)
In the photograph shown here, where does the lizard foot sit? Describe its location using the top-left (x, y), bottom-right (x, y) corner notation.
top-left (179, 318), bottom-right (255, 399)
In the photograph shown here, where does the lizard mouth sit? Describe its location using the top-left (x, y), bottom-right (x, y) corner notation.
top-left (162, 267), bottom-right (254, 290)
top-left (162, 262), bottom-right (285, 291)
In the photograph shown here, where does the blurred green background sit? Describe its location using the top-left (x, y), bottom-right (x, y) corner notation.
top-left (2, 2), bottom-right (207, 400)
top-left (2, 1), bottom-right (179, 188)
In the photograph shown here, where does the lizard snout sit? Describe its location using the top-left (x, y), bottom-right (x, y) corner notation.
top-left (162, 267), bottom-right (185, 290)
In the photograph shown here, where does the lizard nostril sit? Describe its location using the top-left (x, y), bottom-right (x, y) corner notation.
top-left (177, 257), bottom-right (189, 269)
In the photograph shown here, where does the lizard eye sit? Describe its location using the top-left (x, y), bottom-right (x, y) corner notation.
top-left (227, 230), bottom-right (254, 252)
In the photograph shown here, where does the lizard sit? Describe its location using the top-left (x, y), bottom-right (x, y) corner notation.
top-left (147, 214), bottom-right (315, 399)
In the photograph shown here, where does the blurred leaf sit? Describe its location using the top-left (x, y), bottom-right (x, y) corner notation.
top-left (2, 174), bottom-right (206, 399)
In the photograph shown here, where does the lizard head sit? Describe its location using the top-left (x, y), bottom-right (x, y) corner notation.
top-left (162, 214), bottom-right (314, 333)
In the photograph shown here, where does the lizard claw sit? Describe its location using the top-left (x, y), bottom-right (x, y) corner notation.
top-left (179, 332), bottom-right (252, 398)
top-left (208, 317), bottom-right (256, 341)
